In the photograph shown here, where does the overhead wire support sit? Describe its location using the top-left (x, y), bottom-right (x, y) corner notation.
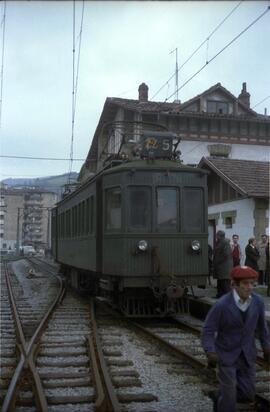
top-left (68, 0), bottom-right (76, 184)
top-left (161, 5), bottom-right (270, 105)
top-left (0, 0), bottom-right (6, 128)
top-left (67, 0), bottom-right (85, 185)
top-left (74, 0), bottom-right (85, 116)
top-left (150, 0), bottom-right (243, 101)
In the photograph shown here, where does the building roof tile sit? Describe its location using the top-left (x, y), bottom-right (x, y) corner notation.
top-left (199, 157), bottom-right (269, 198)
top-left (107, 97), bottom-right (180, 112)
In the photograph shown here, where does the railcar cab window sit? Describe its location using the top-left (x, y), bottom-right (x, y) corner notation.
top-left (183, 188), bottom-right (204, 233)
top-left (105, 188), bottom-right (122, 230)
top-left (156, 187), bottom-right (178, 232)
top-left (128, 187), bottom-right (151, 232)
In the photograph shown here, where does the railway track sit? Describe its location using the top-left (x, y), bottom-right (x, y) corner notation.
top-left (1, 258), bottom-right (269, 411)
top-left (172, 314), bottom-right (270, 406)
top-left (1, 259), bottom-right (161, 411)
top-left (0, 260), bottom-right (65, 411)
top-left (0, 260), bottom-right (116, 412)
top-left (94, 299), bottom-right (213, 411)
top-left (131, 314), bottom-right (270, 411)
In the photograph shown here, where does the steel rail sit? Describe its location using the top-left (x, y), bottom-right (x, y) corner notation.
top-left (172, 317), bottom-right (270, 410)
top-left (173, 317), bottom-right (270, 371)
top-left (133, 320), bottom-right (270, 410)
top-left (90, 299), bottom-right (122, 412)
top-left (2, 262), bottom-right (29, 412)
top-left (132, 320), bottom-right (209, 371)
top-left (87, 335), bottom-right (106, 411)
top-left (26, 256), bottom-right (59, 274)
top-left (2, 262), bottom-right (65, 412)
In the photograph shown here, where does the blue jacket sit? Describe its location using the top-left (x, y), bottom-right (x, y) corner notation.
top-left (201, 291), bottom-right (270, 366)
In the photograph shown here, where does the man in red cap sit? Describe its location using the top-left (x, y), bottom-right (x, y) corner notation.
top-left (201, 265), bottom-right (270, 412)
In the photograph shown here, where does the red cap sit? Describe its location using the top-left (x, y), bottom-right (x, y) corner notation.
top-left (231, 265), bottom-right (258, 280)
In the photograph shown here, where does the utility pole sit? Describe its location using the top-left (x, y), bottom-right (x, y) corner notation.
top-left (46, 208), bottom-right (51, 251)
top-left (170, 47), bottom-right (179, 102)
top-left (16, 208), bottom-right (21, 255)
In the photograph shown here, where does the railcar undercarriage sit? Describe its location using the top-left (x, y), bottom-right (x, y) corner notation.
top-left (100, 277), bottom-right (190, 317)
top-left (60, 265), bottom-right (202, 317)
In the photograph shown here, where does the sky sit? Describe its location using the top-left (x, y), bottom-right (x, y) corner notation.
top-left (1, 0), bottom-right (269, 181)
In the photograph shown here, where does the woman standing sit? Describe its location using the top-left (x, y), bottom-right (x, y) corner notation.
top-left (245, 237), bottom-right (260, 273)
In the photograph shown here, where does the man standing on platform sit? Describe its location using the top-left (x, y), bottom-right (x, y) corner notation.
top-left (231, 234), bottom-right (242, 267)
top-left (213, 230), bottom-right (233, 298)
top-left (258, 234), bottom-right (268, 285)
top-left (202, 266), bottom-right (270, 412)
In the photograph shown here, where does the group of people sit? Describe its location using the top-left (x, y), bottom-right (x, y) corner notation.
top-left (209, 231), bottom-right (269, 298)
top-left (203, 231), bottom-right (270, 411)
top-left (232, 233), bottom-right (269, 286)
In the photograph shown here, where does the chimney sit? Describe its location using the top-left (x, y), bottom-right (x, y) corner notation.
top-left (238, 82), bottom-right (250, 108)
top-left (138, 83), bottom-right (148, 102)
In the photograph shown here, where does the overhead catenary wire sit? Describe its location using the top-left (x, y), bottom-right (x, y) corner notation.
top-left (0, 155), bottom-right (84, 161)
top-left (252, 95), bottom-right (270, 109)
top-left (156, 6), bottom-right (270, 107)
top-left (150, 0), bottom-right (243, 101)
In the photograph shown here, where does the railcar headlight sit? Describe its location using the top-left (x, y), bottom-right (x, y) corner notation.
top-left (137, 240), bottom-right (148, 252)
top-left (191, 240), bottom-right (201, 251)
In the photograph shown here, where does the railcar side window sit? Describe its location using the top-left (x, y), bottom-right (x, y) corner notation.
top-left (72, 206), bottom-right (76, 237)
top-left (76, 203), bottom-right (81, 236)
top-left (67, 209), bottom-right (71, 237)
top-left (86, 197), bottom-right (93, 234)
top-left (128, 187), bottom-right (151, 231)
top-left (183, 188), bottom-right (204, 232)
top-left (81, 202), bottom-right (85, 236)
top-left (52, 213), bottom-right (56, 240)
top-left (106, 188), bottom-right (122, 230)
top-left (74, 205), bottom-right (78, 236)
top-left (156, 188), bottom-right (178, 231)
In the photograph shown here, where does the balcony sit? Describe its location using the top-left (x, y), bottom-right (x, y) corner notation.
top-left (25, 194), bottom-right (43, 201)
top-left (24, 202), bottom-right (43, 208)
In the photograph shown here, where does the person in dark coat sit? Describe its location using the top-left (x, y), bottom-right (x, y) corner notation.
top-left (244, 237), bottom-right (260, 273)
top-left (202, 266), bottom-right (270, 412)
top-left (213, 230), bottom-right (233, 298)
top-left (257, 234), bottom-right (268, 284)
top-left (208, 243), bottom-right (213, 277)
top-left (266, 241), bottom-right (270, 296)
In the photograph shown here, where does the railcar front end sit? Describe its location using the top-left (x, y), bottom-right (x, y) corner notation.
top-left (101, 160), bottom-right (208, 315)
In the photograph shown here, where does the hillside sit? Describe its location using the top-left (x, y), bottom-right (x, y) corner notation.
top-left (1, 172), bottom-right (78, 194)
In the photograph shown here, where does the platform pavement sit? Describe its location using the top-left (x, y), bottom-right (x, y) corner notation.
top-left (188, 279), bottom-right (270, 323)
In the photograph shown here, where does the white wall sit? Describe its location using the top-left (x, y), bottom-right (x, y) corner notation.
top-left (208, 198), bottom-right (255, 265)
top-left (266, 207), bottom-right (270, 237)
top-left (230, 143), bottom-right (270, 161)
top-left (180, 140), bottom-right (270, 165)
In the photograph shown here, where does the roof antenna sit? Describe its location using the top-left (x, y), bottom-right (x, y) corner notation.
top-left (170, 47), bottom-right (180, 103)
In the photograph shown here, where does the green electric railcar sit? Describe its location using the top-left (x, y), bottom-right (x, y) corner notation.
top-left (52, 129), bottom-right (209, 316)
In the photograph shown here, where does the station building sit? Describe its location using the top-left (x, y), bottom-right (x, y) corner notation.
top-left (198, 157), bottom-right (269, 254)
top-left (79, 81), bottom-right (269, 245)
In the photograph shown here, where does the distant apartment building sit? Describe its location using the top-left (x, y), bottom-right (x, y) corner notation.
top-left (0, 187), bottom-right (57, 252)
